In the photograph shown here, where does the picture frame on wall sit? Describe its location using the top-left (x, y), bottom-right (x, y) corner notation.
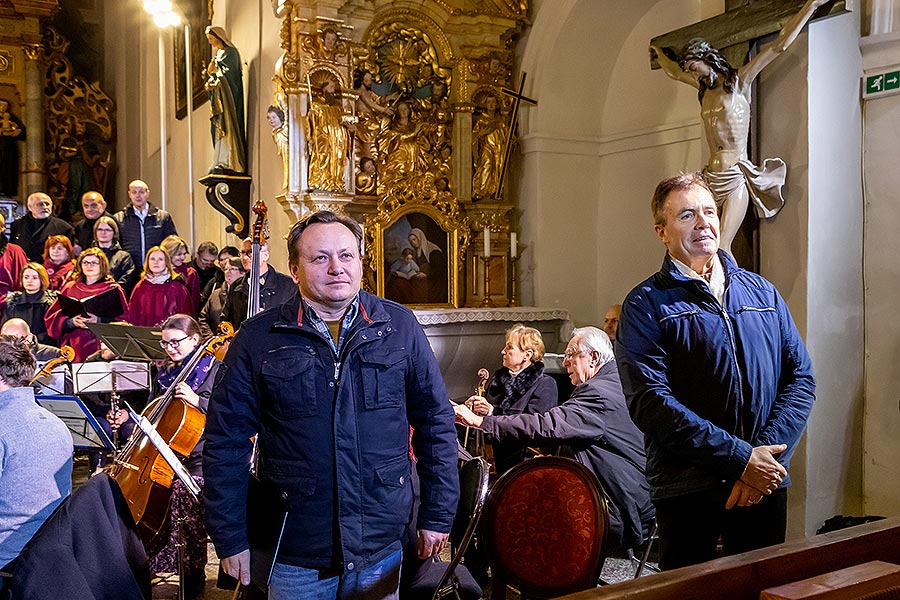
top-left (173, 0), bottom-right (213, 120)
top-left (375, 206), bottom-right (460, 308)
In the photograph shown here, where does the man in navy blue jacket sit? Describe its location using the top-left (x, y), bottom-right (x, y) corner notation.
top-left (203, 210), bottom-right (458, 598)
top-left (615, 172), bottom-right (815, 570)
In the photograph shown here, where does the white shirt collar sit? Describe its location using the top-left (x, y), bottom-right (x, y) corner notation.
top-left (671, 254), bottom-right (725, 305)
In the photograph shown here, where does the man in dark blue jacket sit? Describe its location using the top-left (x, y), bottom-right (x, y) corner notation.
top-left (203, 210), bottom-right (459, 598)
top-left (112, 179), bottom-right (176, 275)
top-left (615, 172), bottom-right (815, 570)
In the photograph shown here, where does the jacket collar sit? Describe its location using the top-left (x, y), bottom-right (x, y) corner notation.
top-left (125, 203), bottom-right (159, 217)
top-left (659, 249), bottom-right (739, 284)
top-left (275, 289), bottom-right (389, 331)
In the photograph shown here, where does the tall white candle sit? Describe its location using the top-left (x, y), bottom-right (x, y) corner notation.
top-left (510, 232), bottom-right (517, 258)
top-left (483, 228), bottom-right (490, 257)
top-left (360, 224), bottom-right (365, 256)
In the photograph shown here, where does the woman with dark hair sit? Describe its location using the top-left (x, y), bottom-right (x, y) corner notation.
top-left (198, 256), bottom-right (244, 339)
top-left (44, 247), bottom-right (128, 361)
top-left (125, 246), bottom-right (192, 327)
top-left (161, 235), bottom-right (200, 315)
top-left (2, 263), bottom-right (58, 345)
top-left (465, 323), bottom-right (558, 474)
top-left (42, 234), bottom-right (75, 291)
top-left (92, 215), bottom-right (135, 292)
top-left (146, 313), bottom-right (221, 599)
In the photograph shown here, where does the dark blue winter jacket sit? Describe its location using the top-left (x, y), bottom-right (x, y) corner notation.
top-left (615, 251), bottom-right (815, 500)
top-left (203, 291), bottom-right (459, 573)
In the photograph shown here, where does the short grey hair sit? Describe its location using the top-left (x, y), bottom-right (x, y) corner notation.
top-left (571, 326), bottom-right (614, 367)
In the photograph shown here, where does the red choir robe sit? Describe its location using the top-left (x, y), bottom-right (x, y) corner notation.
top-left (44, 278), bottom-right (129, 361)
top-left (0, 242), bottom-right (27, 317)
top-left (44, 259), bottom-right (75, 291)
top-left (126, 276), bottom-right (192, 327)
top-left (174, 264), bottom-right (201, 316)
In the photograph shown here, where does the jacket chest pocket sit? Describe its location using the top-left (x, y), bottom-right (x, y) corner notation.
top-left (359, 347), bottom-right (407, 409)
top-left (261, 353), bottom-right (319, 418)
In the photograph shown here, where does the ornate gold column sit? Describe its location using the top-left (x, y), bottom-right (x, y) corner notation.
top-left (21, 43), bottom-right (45, 196)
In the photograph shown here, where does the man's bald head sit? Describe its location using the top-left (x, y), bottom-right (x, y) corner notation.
top-left (0, 318), bottom-right (32, 338)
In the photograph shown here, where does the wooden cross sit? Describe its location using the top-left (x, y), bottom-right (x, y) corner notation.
top-left (650, 0), bottom-right (845, 70)
top-left (494, 72), bottom-right (537, 200)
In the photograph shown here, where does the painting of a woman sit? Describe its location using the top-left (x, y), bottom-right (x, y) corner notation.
top-left (384, 217), bottom-right (448, 305)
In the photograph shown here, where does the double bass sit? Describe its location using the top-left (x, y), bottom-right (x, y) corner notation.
top-left (107, 325), bottom-right (233, 543)
top-left (246, 199), bottom-right (268, 320)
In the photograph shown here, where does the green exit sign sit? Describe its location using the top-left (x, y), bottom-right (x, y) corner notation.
top-left (864, 69), bottom-right (900, 99)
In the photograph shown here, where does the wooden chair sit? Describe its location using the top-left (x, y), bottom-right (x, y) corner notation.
top-left (481, 456), bottom-right (609, 599)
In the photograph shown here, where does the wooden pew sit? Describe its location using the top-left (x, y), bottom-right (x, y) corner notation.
top-left (560, 517), bottom-right (900, 600)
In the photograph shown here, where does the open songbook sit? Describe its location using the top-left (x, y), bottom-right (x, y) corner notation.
top-left (57, 288), bottom-right (125, 320)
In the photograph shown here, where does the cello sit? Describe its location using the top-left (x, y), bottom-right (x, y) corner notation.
top-left (107, 324), bottom-right (233, 543)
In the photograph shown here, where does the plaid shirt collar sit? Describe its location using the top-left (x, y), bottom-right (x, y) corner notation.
top-left (299, 294), bottom-right (361, 354)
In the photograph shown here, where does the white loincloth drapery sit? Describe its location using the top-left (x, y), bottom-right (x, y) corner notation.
top-left (703, 157), bottom-right (787, 220)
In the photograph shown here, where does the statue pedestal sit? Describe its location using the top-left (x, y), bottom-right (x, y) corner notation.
top-left (199, 172), bottom-right (252, 238)
top-left (277, 191), bottom-right (356, 224)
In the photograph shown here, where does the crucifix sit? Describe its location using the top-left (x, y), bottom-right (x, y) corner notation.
top-left (494, 72), bottom-right (537, 200)
top-left (649, 0), bottom-right (844, 269)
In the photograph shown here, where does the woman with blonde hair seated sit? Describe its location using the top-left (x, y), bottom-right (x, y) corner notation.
top-left (466, 323), bottom-right (558, 474)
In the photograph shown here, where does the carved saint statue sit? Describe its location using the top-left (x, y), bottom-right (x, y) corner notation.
top-left (205, 26), bottom-right (247, 174)
top-left (306, 79), bottom-right (352, 192)
top-left (0, 99), bottom-right (25, 199)
top-left (266, 105), bottom-right (289, 190)
top-left (378, 101), bottom-right (428, 182)
top-left (650, 0), bottom-right (828, 254)
top-left (354, 69), bottom-right (396, 160)
top-left (472, 95), bottom-right (508, 201)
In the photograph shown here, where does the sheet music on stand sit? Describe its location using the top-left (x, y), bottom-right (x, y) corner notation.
top-left (35, 395), bottom-right (114, 450)
top-left (32, 363), bottom-right (73, 396)
top-left (74, 361), bottom-right (151, 395)
top-left (85, 322), bottom-right (168, 361)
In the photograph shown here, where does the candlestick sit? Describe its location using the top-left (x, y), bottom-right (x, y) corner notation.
top-left (508, 255), bottom-right (519, 307)
top-left (481, 256), bottom-right (495, 307)
top-left (483, 228), bottom-right (490, 257)
top-left (510, 232), bottom-right (517, 258)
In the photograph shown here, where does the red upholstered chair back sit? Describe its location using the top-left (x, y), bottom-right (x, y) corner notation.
top-left (481, 456), bottom-right (609, 598)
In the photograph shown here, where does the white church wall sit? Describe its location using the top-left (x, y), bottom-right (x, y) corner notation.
top-left (860, 33), bottom-right (900, 518)
top-left (758, 10), bottom-right (866, 536)
top-left (518, 0), bottom-right (707, 325)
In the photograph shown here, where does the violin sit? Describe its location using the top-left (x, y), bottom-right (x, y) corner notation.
top-left (107, 323), bottom-right (234, 543)
top-left (29, 345), bottom-right (75, 385)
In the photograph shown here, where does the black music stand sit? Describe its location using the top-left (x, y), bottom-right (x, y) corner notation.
top-left (35, 395), bottom-right (114, 450)
top-left (85, 322), bottom-right (167, 361)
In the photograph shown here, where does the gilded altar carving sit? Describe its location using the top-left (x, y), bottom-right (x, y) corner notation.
top-left (42, 27), bottom-right (115, 219)
top-left (272, 0), bottom-right (529, 306)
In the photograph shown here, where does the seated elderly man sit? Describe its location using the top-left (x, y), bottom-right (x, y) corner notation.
top-left (0, 334), bottom-right (73, 570)
top-left (454, 326), bottom-right (655, 552)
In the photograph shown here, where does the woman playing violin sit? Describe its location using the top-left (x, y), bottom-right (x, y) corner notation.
top-left (145, 314), bottom-right (220, 598)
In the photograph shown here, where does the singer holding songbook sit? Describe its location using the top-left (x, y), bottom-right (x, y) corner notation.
top-left (44, 247), bottom-right (128, 361)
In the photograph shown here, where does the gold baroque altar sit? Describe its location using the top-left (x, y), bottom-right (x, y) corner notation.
top-left (268, 0), bottom-right (530, 308)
